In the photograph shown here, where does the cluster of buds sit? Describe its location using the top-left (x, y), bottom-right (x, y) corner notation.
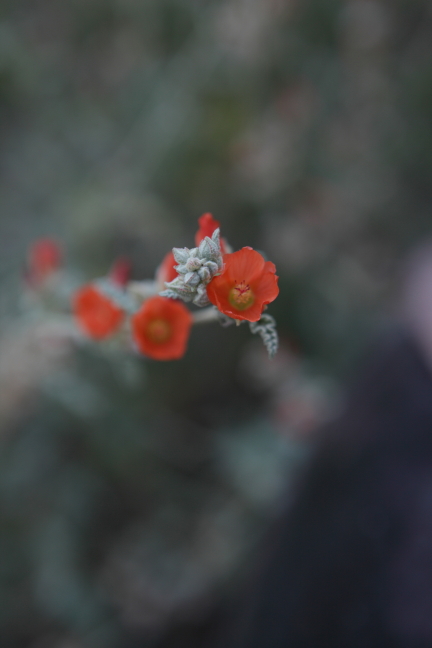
top-left (26, 214), bottom-right (280, 361)
top-left (161, 228), bottom-right (223, 307)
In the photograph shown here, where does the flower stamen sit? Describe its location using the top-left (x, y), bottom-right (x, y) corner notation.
top-left (229, 281), bottom-right (255, 311)
top-left (146, 318), bottom-right (172, 343)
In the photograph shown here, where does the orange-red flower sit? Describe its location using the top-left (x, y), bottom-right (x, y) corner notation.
top-left (195, 213), bottom-right (227, 254)
top-left (132, 296), bottom-right (192, 360)
top-left (156, 251), bottom-right (178, 286)
top-left (110, 257), bottom-right (131, 287)
top-left (206, 247), bottom-right (279, 322)
top-left (73, 284), bottom-right (125, 340)
top-left (27, 238), bottom-right (62, 287)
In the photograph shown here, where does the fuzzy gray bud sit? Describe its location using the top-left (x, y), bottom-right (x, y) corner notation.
top-left (160, 229), bottom-right (223, 307)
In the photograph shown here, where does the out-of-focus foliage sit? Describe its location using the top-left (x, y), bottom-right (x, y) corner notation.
top-left (0, 0), bottom-right (432, 646)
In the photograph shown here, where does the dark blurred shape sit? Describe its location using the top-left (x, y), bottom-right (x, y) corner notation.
top-left (224, 328), bottom-right (432, 647)
top-left (222, 243), bottom-right (432, 647)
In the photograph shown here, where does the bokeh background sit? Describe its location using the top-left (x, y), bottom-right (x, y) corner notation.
top-left (0, 0), bottom-right (432, 646)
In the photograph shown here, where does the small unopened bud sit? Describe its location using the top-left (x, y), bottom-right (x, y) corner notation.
top-left (186, 257), bottom-right (202, 272)
top-left (160, 229), bottom-right (223, 307)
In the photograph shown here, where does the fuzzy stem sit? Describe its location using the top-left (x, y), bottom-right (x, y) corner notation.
top-left (192, 307), bottom-right (220, 325)
top-left (126, 282), bottom-right (222, 326)
top-left (127, 280), bottom-right (158, 300)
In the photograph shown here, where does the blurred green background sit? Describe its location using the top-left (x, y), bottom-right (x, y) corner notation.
top-left (0, 0), bottom-right (432, 646)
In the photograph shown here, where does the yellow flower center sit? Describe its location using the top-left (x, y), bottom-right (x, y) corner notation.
top-left (146, 318), bottom-right (172, 343)
top-left (229, 281), bottom-right (255, 311)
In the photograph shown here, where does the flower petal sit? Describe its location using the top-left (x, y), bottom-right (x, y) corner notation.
top-left (195, 213), bottom-right (227, 254)
top-left (195, 213), bottom-right (221, 246)
top-left (263, 261), bottom-right (277, 274)
top-left (221, 248), bottom-right (266, 284)
top-left (206, 271), bottom-right (232, 305)
top-left (27, 238), bottom-right (62, 287)
top-left (73, 285), bottom-right (124, 339)
top-left (253, 269), bottom-right (280, 306)
top-left (156, 251), bottom-right (178, 287)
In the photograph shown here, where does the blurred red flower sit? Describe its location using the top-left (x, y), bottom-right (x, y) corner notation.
top-left (110, 257), bottom-right (131, 287)
top-left (132, 295), bottom-right (192, 360)
top-left (73, 285), bottom-right (124, 339)
top-left (156, 251), bottom-right (178, 286)
top-left (27, 238), bottom-right (62, 286)
top-left (206, 247), bottom-right (279, 322)
top-left (195, 213), bottom-right (227, 254)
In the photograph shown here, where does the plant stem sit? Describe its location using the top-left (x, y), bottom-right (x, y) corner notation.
top-left (192, 307), bottom-right (220, 325)
top-left (128, 280), bottom-right (158, 300)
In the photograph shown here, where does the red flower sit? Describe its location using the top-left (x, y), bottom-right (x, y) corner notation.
top-left (110, 257), bottom-right (131, 287)
top-left (73, 285), bottom-right (125, 340)
top-left (132, 296), bottom-right (192, 360)
top-left (195, 213), bottom-right (227, 254)
top-left (27, 238), bottom-right (62, 287)
top-left (206, 247), bottom-right (279, 322)
top-left (156, 251), bottom-right (178, 286)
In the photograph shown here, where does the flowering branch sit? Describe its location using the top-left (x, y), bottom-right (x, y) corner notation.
top-left (25, 214), bottom-right (280, 361)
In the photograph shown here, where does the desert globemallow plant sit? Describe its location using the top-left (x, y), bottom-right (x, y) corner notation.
top-left (28, 214), bottom-right (280, 360)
